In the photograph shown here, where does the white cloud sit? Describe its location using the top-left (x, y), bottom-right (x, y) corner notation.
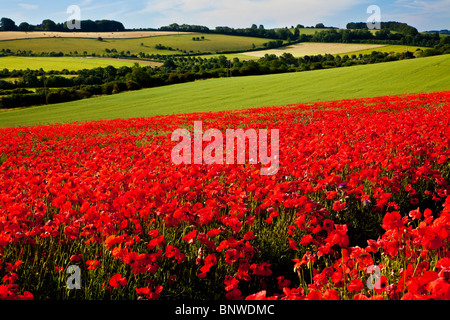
top-left (394, 0), bottom-right (450, 13)
top-left (18, 3), bottom-right (39, 10)
top-left (137, 0), bottom-right (365, 28)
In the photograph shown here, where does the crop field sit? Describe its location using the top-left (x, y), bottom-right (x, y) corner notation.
top-left (0, 91), bottom-right (449, 300)
top-left (343, 45), bottom-right (429, 57)
top-left (0, 31), bottom-right (195, 41)
top-left (0, 56), bottom-right (160, 71)
top-left (0, 54), bottom-right (448, 128)
top-left (241, 42), bottom-right (386, 58)
top-left (0, 34), bottom-right (270, 56)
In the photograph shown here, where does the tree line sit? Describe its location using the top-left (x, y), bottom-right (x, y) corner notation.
top-left (158, 21), bottom-right (442, 47)
top-left (0, 17), bottom-right (125, 32)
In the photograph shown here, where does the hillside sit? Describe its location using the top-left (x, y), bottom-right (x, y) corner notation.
top-left (0, 54), bottom-right (448, 128)
top-left (0, 33), bottom-right (270, 56)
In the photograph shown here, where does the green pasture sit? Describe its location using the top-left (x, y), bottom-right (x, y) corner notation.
top-left (0, 34), bottom-right (270, 56)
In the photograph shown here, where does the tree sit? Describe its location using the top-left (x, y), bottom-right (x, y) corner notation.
top-left (18, 22), bottom-right (32, 31)
top-left (293, 28), bottom-right (300, 40)
top-left (0, 17), bottom-right (18, 31)
top-left (315, 23), bottom-right (325, 28)
top-left (162, 59), bottom-right (177, 71)
top-left (40, 19), bottom-right (57, 31)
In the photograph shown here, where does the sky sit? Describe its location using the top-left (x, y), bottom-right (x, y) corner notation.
top-left (1, 0), bottom-right (449, 31)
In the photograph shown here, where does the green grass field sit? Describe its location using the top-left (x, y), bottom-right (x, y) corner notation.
top-left (0, 34), bottom-right (269, 56)
top-left (0, 56), bottom-right (159, 71)
top-left (0, 54), bottom-right (448, 128)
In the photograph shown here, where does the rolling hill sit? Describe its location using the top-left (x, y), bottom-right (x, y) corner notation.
top-left (0, 54), bottom-right (448, 128)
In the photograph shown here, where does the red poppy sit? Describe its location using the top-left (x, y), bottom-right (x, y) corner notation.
top-left (225, 288), bottom-right (242, 300)
top-left (300, 234), bottom-right (313, 246)
top-left (224, 276), bottom-right (239, 291)
top-left (181, 230), bottom-right (197, 244)
top-left (109, 274), bottom-right (127, 288)
top-left (250, 263), bottom-right (272, 276)
top-left (382, 211), bottom-right (403, 230)
top-left (409, 208), bottom-right (422, 220)
top-left (136, 285), bottom-right (163, 300)
top-left (5, 260), bottom-right (22, 272)
top-left (323, 289), bottom-right (339, 300)
top-left (225, 248), bottom-right (239, 265)
top-left (348, 278), bottom-right (364, 293)
top-left (282, 287), bottom-right (305, 300)
top-left (332, 201), bottom-right (346, 212)
top-left (245, 290), bottom-right (277, 300)
top-left (277, 276), bottom-right (291, 290)
top-left (306, 290), bottom-right (322, 300)
top-left (288, 238), bottom-right (298, 250)
top-left (86, 260), bottom-right (101, 270)
top-left (70, 254), bottom-right (83, 262)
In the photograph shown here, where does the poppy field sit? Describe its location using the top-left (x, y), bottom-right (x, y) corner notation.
top-left (0, 91), bottom-right (449, 300)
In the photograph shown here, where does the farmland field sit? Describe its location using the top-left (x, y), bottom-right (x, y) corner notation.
top-left (343, 45), bottom-right (429, 57)
top-left (241, 42), bottom-right (386, 58)
top-left (0, 31), bottom-right (195, 41)
top-left (0, 54), bottom-right (448, 128)
top-left (0, 90), bottom-right (449, 300)
top-left (0, 56), bottom-right (160, 71)
top-left (0, 34), bottom-right (270, 56)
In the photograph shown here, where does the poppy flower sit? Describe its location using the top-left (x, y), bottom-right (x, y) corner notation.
top-left (17, 291), bottom-right (33, 300)
top-left (382, 211), bottom-right (403, 230)
top-left (86, 260), bottom-right (101, 270)
top-left (348, 278), bottom-right (364, 293)
top-left (136, 285), bottom-right (163, 300)
top-left (282, 287), bottom-right (305, 300)
top-left (409, 208), bottom-right (422, 220)
top-left (6, 260), bottom-right (22, 272)
top-left (250, 263), bottom-right (272, 276)
top-left (306, 290), bottom-right (322, 300)
top-left (109, 274), bottom-right (127, 288)
top-left (70, 254), bottom-right (83, 262)
top-left (225, 288), bottom-right (242, 300)
top-left (332, 201), bottom-right (346, 212)
top-left (323, 289), bottom-right (339, 300)
top-left (245, 290), bottom-right (277, 300)
top-left (373, 276), bottom-right (388, 294)
top-left (181, 230), bottom-right (197, 244)
top-left (225, 248), bottom-right (239, 265)
top-left (277, 276), bottom-right (291, 290)
top-left (288, 238), bottom-right (298, 251)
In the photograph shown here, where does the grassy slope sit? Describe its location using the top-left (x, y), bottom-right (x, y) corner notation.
top-left (0, 56), bottom-right (158, 71)
top-left (0, 54), bottom-right (449, 128)
top-left (0, 34), bottom-right (269, 56)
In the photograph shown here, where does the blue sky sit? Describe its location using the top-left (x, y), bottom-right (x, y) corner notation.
top-left (1, 0), bottom-right (449, 31)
